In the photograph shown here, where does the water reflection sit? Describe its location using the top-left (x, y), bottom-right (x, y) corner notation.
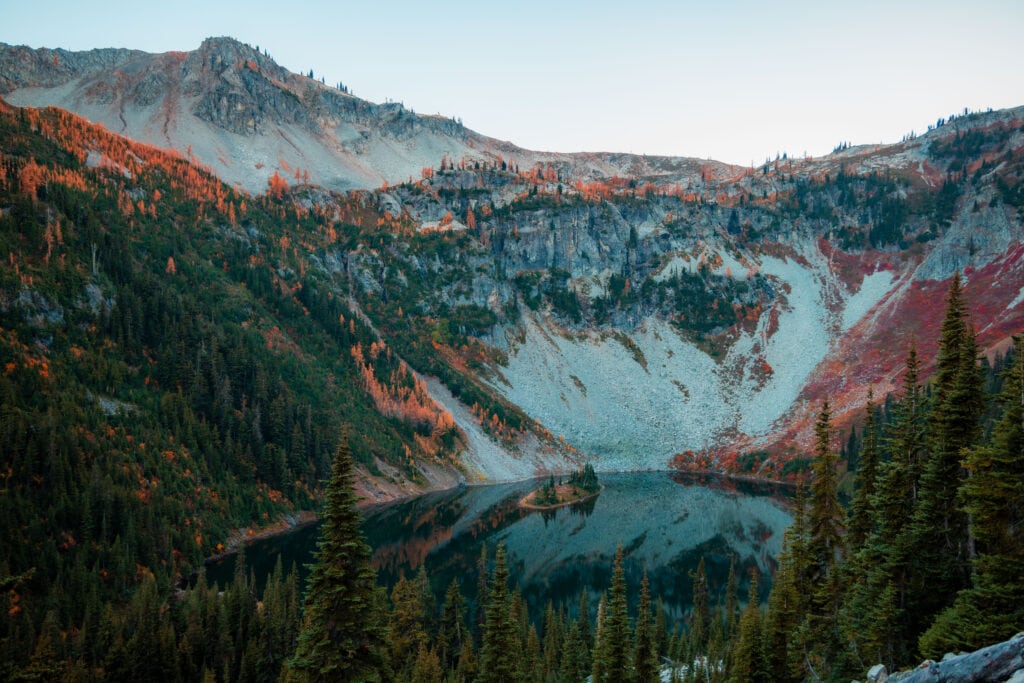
top-left (206, 473), bottom-right (792, 620)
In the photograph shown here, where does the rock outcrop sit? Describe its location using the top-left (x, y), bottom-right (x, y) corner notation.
top-left (863, 633), bottom-right (1024, 683)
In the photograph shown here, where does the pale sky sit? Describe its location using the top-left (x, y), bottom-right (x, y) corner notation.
top-left (2, 0), bottom-right (1022, 165)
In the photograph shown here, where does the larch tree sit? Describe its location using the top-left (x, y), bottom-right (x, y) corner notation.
top-left (288, 432), bottom-right (388, 682)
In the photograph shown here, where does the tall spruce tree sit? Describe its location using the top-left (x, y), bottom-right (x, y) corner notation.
top-left (633, 569), bottom-right (660, 683)
top-left (477, 544), bottom-right (519, 683)
top-left (730, 569), bottom-right (767, 683)
top-left (842, 347), bottom-right (926, 670)
top-left (847, 390), bottom-right (880, 551)
top-left (689, 557), bottom-right (710, 657)
top-left (288, 432), bottom-right (387, 682)
top-left (593, 545), bottom-right (630, 683)
top-left (919, 340), bottom-right (1024, 657)
top-left (908, 273), bottom-right (984, 639)
top-left (800, 403), bottom-right (846, 676)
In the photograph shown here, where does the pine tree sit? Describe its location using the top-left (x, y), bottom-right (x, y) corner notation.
top-left (560, 618), bottom-right (588, 683)
top-left (723, 558), bottom-right (739, 641)
top-left (807, 402), bottom-right (844, 584)
top-left (689, 557), bottom-right (710, 655)
top-left (388, 571), bottom-right (429, 676)
top-left (542, 600), bottom-right (564, 679)
top-left (799, 403), bottom-right (846, 676)
top-left (730, 569), bottom-right (766, 683)
top-left (847, 390), bottom-right (880, 551)
top-left (909, 273), bottom-right (984, 639)
top-left (919, 340), bottom-right (1024, 656)
top-left (288, 432), bottom-right (387, 682)
top-left (411, 642), bottom-right (443, 683)
top-left (593, 545), bottom-right (631, 682)
top-left (439, 578), bottom-right (467, 673)
top-left (633, 569), bottom-right (660, 682)
top-left (478, 544), bottom-right (519, 683)
top-left (763, 539), bottom-right (800, 683)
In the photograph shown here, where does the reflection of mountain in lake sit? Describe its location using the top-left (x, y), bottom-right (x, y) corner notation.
top-left (209, 473), bottom-right (792, 620)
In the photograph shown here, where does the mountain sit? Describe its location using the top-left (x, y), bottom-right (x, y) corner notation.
top-left (3, 36), bottom-right (1024, 477)
top-left (0, 36), bottom-right (737, 194)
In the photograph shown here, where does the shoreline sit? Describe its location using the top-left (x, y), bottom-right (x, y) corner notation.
top-left (669, 468), bottom-right (797, 490)
top-left (197, 468), bottom-right (789, 571)
top-left (517, 484), bottom-right (604, 511)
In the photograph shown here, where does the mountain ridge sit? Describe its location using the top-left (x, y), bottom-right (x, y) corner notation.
top-left (2, 36), bottom-right (1023, 473)
top-left (0, 36), bottom-right (743, 193)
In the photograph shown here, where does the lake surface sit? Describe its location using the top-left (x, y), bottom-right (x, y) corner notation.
top-left (206, 472), bottom-right (792, 619)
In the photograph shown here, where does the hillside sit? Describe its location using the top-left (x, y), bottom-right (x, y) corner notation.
top-left (0, 37), bottom-right (739, 194)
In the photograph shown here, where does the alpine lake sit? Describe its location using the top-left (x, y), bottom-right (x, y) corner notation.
top-left (205, 472), bottom-right (793, 619)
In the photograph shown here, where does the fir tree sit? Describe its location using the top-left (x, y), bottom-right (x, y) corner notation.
top-left (842, 347), bottom-right (926, 670)
top-left (807, 402), bottom-right (844, 584)
top-left (919, 340), bottom-right (1024, 656)
top-left (288, 432), bottom-right (388, 682)
top-left (847, 390), bottom-right (880, 551)
top-left (723, 558), bottom-right (739, 641)
top-left (439, 578), bottom-right (467, 673)
top-left (730, 570), bottom-right (766, 683)
top-left (689, 557), bottom-right (710, 655)
top-left (477, 544), bottom-right (519, 683)
top-left (909, 273), bottom-right (984, 639)
top-left (633, 569), bottom-right (660, 683)
top-left (592, 545), bottom-right (631, 682)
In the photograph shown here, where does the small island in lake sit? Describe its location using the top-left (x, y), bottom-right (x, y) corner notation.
top-left (520, 464), bottom-right (602, 510)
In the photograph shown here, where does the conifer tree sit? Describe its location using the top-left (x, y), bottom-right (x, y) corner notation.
top-left (723, 558), bottom-right (739, 641)
top-left (799, 403), bottom-right (846, 676)
top-left (842, 347), bottom-right (925, 669)
top-left (478, 544), bottom-right (519, 683)
top-left (542, 600), bottom-right (564, 679)
top-left (807, 402), bottom-right (844, 584)
top-left (389, 571), bottom-right (429, 676)
top-left (919, 340), bottom-right (1024, 657)
top-left (689, 557), bottom-right (710, 655)
top-left (763, 539), bottom-right (800, 683)
top-left (633, 569), bottom-right (660, 683)
top-left (288, 432), bottom-right (387, 682)
top-left (847, 390), bottom-right (880, 551)
top-left (560, 618), bottom-right (588, 683)
top-left (439, 578), bottom-right (467, 673)
top-left (909, 273), bottom-right (984, 638)
top-left (730, 570), bottom-right (766, 683)
top-left (593, 545), bottom-right (631, 682)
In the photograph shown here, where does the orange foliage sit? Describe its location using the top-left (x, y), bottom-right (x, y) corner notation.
top-left (18, 158), bottom-right (44, 197)
top-left (350, 343), bottom-right (455, 435)
top-left (267, 170), bottom-right (289, 198)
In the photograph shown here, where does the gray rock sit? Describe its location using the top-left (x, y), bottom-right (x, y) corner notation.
top-left (866, 663), bottom-right (887, 682)
top-left (886, 632), bottom-right (1024, 683)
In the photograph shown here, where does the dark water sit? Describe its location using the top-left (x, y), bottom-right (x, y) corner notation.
top-left (205, 472), bottom-right (792, 619)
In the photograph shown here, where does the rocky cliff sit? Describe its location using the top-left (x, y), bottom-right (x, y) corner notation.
top-left (3, 36), bottom-right (1023, 471)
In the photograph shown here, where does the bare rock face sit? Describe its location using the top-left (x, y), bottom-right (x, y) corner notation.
top-left (0, 37), bottom-right (736, 193)
top-left (874, 633), bottom-right (1024, 683)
